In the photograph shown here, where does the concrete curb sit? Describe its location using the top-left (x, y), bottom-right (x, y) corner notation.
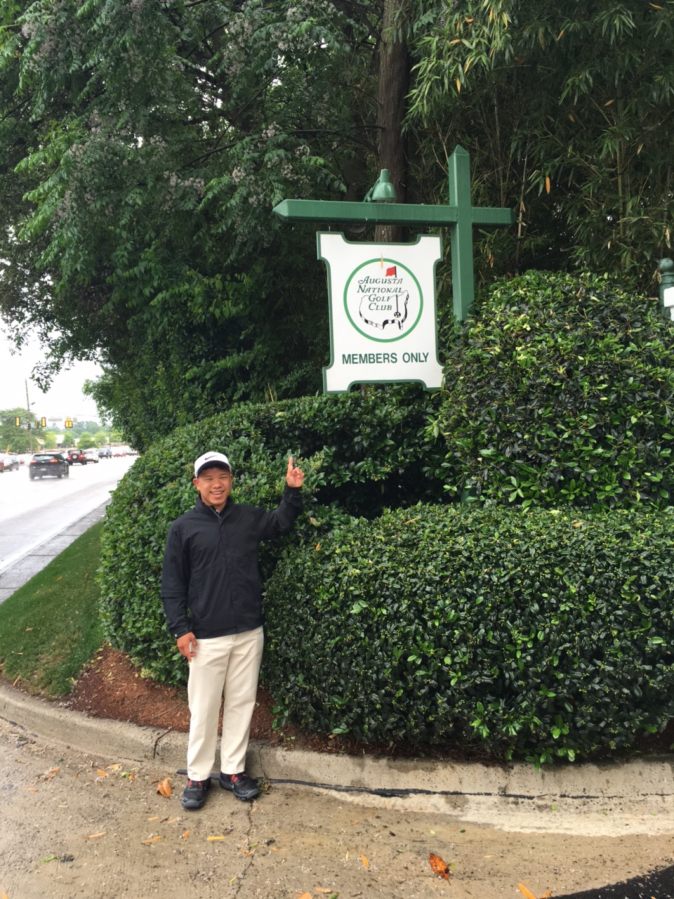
top-left (2, 681), bottom-right (674, 803)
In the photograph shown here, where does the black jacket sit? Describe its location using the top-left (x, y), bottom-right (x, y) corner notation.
top-left (161, 487), bottom-right (302, 640)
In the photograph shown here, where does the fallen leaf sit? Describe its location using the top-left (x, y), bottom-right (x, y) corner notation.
top-left (229, 878), bottom-right (237, 885)
top-left (545, 176), bottom-right (551, 194)
top-left (166, 816), bottom-right (179, 824)
top-left (350, 821), bottom-right (358, 826)
top-left (541, 893), bottom-right (552, 899)
top-left (207, 835), bottom-right (226, 842)
top-left (40, 855), bottom-right (57, 863)
top-left (2, 892), bottom-right (8, 898)
top-left (315, 890), bottom-right (333, 894)
top-left (269, 846), bottom-right (279, 852)
top-left (147, 816), bottom-right (160, 821)
top-left (429, 853), bottom-right (450, 881)
top-left (298, 893), bottom-right (312, 899)
top-left (182, 830), bottom-right (190, 840)
top-left (360, 855), bottom-right (369, 868)
top-left (106, 764), bottom-right (122, 771)
top-left (518, 885), bottom-right (537, 899)
top-left (25, 627), bottom-right (32, 631)
top-left (86, 832), bottom-right (107, 839)
top-left (96, 769), bottom-right (108, 778)
top-left (345, 851), bottom-right (349, 861)
top-left (141, 836), bottom-right (162, 844)
top-left (157, 777), bottom-right (172, 798)
top-left (26, 787), bottom-right (38, 792)
top-left (238, 849), bottom-right (255, 856)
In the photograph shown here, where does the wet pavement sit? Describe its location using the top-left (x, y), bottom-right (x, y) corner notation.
top-left (1, 719), bottom-right (673, 899)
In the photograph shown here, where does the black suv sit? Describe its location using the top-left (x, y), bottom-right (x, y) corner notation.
top-left (29, 452), bottom-right (70, 480)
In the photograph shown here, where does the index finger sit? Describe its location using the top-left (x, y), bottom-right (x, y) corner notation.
top-left (287, 456), bottom-right (295, 473)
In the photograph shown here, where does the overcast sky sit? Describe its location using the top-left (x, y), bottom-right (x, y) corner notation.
top-left (2, 328), bottom-right (103, 424)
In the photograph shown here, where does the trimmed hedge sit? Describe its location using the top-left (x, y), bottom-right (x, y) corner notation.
top-left (99, 388), bottom-right (446, 685)
top-left (264, 504), bottom-right (674, 763)
top-left (436, 270), bottom-right (674, 509)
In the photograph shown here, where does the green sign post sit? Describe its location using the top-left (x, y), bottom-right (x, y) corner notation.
top-left (273, 145), bottom-right (515, 321)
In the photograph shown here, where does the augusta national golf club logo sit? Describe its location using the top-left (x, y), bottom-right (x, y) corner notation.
top-left (344, 257), bottom-right (423, 343)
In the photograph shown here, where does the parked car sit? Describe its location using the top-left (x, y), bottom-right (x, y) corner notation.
top-left (98, 447), bottom-right (112, 459)
top-left (29, 452), bottom-right (70, 480)
top-left (83, 449), bottom-right (99, 463)
top-left (67, 449), bottom-right (87, 465)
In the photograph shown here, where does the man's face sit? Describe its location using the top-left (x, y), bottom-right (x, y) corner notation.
top-left (193, 465), bottom-right (233, 511)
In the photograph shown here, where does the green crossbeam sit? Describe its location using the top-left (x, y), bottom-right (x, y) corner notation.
top-left (272, 145), bottom-right (515, 321)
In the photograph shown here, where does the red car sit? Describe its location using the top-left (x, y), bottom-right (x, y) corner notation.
top-left (67, 449), bottom-right (87, 465)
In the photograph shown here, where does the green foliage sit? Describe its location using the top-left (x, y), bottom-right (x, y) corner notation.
top-left (77, 430), bottom-right (96, 449)
top-left (264, 504), bottom-right (674, 763)
top-left (435, 270), bottom-right (674, 510)
top-left (0, 406), bottom-right (45, 452)
top-left (0, 0), bottom-right (383, 447)
top-left (407, 0), bottom-right (674, 283)
top-left (0, 521), bottom-right (104, 696)
top-left (98, 388), bottom-right (446, 685)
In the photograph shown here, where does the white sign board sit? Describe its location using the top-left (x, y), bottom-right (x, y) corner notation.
top-left (318, 233), bottom-right (444, 393)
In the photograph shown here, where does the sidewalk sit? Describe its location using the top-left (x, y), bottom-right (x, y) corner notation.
top-left (0, 501), bottom-right (110, 604)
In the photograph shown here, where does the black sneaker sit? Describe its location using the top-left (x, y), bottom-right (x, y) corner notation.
top-left (219, 772), bottom-right (259, 801)
top-left (181, 777), bottom-right (212, 810)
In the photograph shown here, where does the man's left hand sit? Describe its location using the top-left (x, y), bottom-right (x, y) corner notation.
top-left (286, 456), bottom-right (305, 488)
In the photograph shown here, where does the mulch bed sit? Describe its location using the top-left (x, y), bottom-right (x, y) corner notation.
top-left (59, 642), bottom-right (501, 762)
top-left (12, 640), bottom-right (667, 764)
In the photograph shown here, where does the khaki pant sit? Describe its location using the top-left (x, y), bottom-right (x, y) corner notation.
top-left (186, 627), bottom-right (264, 781)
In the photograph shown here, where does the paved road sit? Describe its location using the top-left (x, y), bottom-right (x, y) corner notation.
top-left (0, 455), bottom-right (135, 574)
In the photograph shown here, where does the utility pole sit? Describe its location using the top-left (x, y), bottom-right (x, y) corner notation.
top-left (25, 379), bottom-right (33, 454)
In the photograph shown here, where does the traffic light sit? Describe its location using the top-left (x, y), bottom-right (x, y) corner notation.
top-left (65, 417), bottom-right (73, 428)
top-left (40, 417), bottom-right (46, 428)
top-left (14, 416), bottom-right (20, 427)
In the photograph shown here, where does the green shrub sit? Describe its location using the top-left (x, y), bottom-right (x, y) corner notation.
top-left (264, 504), bottom-right (674, 763)
top-left (99, 388), bottom-right (446, 685)
top-left (436, 270), bottom-right (674, 509)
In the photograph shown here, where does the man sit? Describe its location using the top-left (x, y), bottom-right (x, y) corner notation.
top-left (161, 450), bottom-right (304, 810)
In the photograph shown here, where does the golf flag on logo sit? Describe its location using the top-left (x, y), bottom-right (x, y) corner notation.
top-left (385, 266), bottom-right (397, 277)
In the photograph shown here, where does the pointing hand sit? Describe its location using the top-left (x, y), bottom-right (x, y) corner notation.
top-left (286, 456), bottom-right (305, 488)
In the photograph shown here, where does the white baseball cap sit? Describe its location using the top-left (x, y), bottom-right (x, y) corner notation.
top-left (194, 451), bottom-right (231, 478)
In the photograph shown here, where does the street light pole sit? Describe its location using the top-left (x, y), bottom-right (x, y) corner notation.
top-left (25, 379), bottom-right (33, 454)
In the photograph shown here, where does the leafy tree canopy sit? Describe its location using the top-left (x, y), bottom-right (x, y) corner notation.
top-left (1, 0), bottom-right (674, 447)
top-left (0, 0), bottom-right (384, 446)
top-left (407, 0), bottom-right (674, 280)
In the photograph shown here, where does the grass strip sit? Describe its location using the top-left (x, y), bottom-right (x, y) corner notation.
top-left (0, 520), bottom-right (104, 697)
